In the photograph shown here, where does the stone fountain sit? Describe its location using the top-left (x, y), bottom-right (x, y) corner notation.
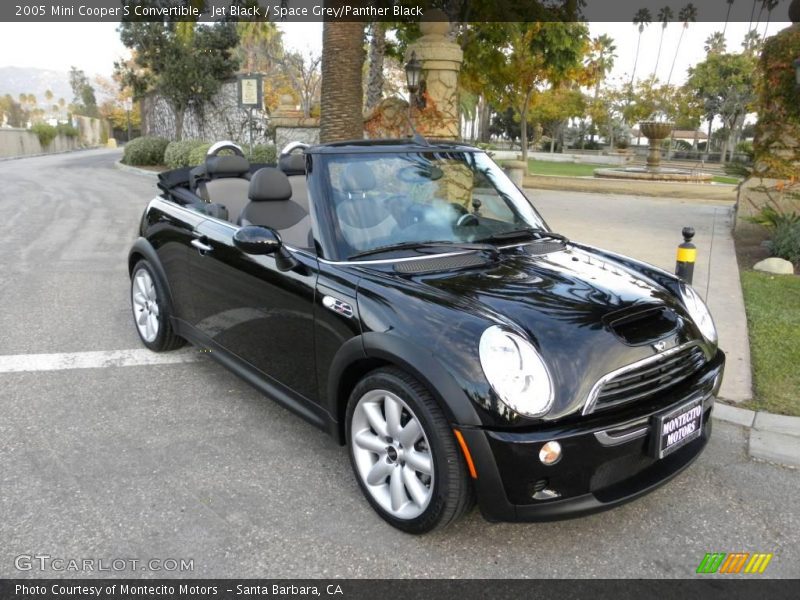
top-left (594, 112), bottom-right (713, 183)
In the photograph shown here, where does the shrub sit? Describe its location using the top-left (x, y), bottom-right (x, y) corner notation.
top-left (187, 142), bottom-right (213, 167)
top-left (736, 139), bottom-right (754, 158)
top-left (247, 143), bottom-right (277, 164)
top-left (123, 136), bottom-right (169, 166)
top-left (56, 123), bottom-right (79, 138)
top-left (164, 140), bottom-right (208, 169)
top-left (746, 205), bottom-right (800, 229)
top-left (769, 221), bottom-right (800, 265)
top-left (30, 122), bottom-right (57, 148)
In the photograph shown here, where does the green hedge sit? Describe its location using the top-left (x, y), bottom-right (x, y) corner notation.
top-left (187, 142), bottom-right (213, 167)
top-left (247, 144), bottom-right (277, 164)
top-left (30, 123), bottom-right (57, 148)
top-left (123, 136), bottom-right (169, 166)
top-left (164, 140), bottom-right (209, 169)
top-left (770, 222), bottom-right (800, 265)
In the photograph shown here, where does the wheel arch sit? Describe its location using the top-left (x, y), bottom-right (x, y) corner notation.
top-left (328, 332), bottom-right (482, 444)
top-left (128, 237), bottom-right (177, 316)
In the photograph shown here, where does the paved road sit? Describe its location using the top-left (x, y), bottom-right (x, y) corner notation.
top-left (0, 150), bottom-right (797, 579)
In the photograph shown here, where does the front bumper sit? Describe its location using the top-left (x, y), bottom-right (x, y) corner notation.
top-left (459, 350), bottom-right (724, 522)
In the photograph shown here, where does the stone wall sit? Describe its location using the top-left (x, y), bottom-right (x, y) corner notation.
top-left (141, 79), bottom-right (270, 145)
top-left (0, 128), bottom-right (80, 159)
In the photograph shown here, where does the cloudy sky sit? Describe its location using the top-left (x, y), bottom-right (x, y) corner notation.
top-left (0, 19), bottom-right (789, 87)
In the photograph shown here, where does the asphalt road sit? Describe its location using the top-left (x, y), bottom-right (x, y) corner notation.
top-left (0, 149), bottom-right (797, 579)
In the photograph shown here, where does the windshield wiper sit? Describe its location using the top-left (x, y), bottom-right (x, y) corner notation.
top-left (348, 240), bottom-right (498, 260)
top-left (479, 227), bottom-right (570, 244)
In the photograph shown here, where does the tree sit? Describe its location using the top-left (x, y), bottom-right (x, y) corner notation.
top-left (742, 29), bottom-right (763, 55)
top-left (117, 19), bottom-right (239, 140)
top-left (281, 50), bottom-right (322, 118)
top-left (319, 15), bottom-right (365, 143)
top-left (686, 51), bottom-right (757, 162)
top-left (760, 0), bottom-right (780, 39)
top-left (652, 6), bottom-right (674, 78)
top-left (365, 22), bottom-right (387, 112)
top-left (630, 8), bottom-right (652, 86)
top-left (723, 0), bottom-right (735, 35)
top-left (586, 34), bottom-right (617, 144)
top-left (69, 67), bottom-right (98, 117)
top-left (485, 22), bottom-right (590, 161)
top-left (704, 32), bottom-right (727, 54)
top-left (667, 3), bottom-right (698, 85)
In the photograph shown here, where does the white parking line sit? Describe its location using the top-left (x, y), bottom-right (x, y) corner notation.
top-left (0, 348), bottom-right (201, 373)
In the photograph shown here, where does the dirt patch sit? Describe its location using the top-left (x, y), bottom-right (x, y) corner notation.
top-left (734, 227), bottom-right (771, 270)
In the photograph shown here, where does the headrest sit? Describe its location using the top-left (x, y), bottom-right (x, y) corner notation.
top-left (206, 155), bottom-right (250, 177)
top-left (279, 153), bottom-right (306, 176)
top-left (341, 162), bottom-right (376, 194)
top-left (248, 167), bottom-right (292, 202)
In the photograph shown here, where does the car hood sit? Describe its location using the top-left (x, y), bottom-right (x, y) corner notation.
top-left (356, 244), bottom-right (705, 419)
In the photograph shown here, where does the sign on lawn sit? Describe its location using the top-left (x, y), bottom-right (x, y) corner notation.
top-left (238, 74), bottom-right (263, 108)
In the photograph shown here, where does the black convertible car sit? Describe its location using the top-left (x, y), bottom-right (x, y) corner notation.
top-left (129, 139), bottom-right (724, 533)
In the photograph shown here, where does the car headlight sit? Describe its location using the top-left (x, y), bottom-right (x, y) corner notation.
top-left (680, 284), bottom-right (718, 346)
top-left (479, 326), bottom-right (553, 417)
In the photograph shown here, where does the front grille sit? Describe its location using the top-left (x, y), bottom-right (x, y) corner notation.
top-left (591, 344), bottom-right (707, 412)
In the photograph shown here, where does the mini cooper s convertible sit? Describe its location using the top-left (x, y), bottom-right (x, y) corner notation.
top-left (128, 138), bottom-right (724, 533)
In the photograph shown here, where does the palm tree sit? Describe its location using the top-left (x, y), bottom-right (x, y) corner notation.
top-left (761, 0), bottom-right (779, 39)
top-left (723, 0), bottom-right (735, 35)
top-left (666, 3), bottom-right (697, 85)
top-left (588, 34), bottom-right (617, 145)
top-left (630, 8), bottom-right (652, 86)
top-left (320, 16), bottom-right (366, 142)
top-left (365, 22), bottom-right (386, 113)
top-left (748, 0), bottom-right (758, 31)
top-left (652, 6), bottom-right (674, 79)
top-left (742, 29), bottom-right (763, 54)
top-left (704, 31), bottom-right (727, 54)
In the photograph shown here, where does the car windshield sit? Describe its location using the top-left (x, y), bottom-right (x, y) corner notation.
top-left (320, 150), bottom-right (548, 259)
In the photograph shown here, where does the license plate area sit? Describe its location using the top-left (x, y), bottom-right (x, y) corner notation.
top-left (649, 396), bottom-right (704, 459)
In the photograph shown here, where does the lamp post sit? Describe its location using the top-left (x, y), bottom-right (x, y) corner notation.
top-left (404, 51), bottom-right (425, 109)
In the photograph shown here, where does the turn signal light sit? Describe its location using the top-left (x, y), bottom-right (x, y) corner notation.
top-left (539, 441), bottom-right (562, 465)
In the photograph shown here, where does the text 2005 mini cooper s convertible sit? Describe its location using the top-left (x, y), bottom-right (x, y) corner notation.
top-left (129, 138), bottom-right (724, 533)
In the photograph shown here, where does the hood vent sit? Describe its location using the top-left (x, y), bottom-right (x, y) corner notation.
top-left (605, 305), bottom-right (679, 345)
top-left (524, 240), bottom-right (567, 255)
top-left (393, 252), bottom-right (490, 274)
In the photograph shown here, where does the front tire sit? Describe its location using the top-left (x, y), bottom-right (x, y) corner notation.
top-left (130, 260), bottom-right (184, 352)
top-left (346, 368), bottom-right (474, 533)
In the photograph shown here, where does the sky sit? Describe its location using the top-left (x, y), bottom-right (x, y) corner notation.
top-left (0, 19), bottom-right (790, 87)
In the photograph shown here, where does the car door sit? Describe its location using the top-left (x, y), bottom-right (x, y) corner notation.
top-left (185, 217), bottom-right (320, 403)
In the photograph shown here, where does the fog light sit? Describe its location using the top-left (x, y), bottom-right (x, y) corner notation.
top-left (539, 441), bottom-right (562, 465)
top-left (532, 487), bottom-right (562, 500)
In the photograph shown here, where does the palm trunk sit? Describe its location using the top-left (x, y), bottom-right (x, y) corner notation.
top-left (653, 28), bottom-right (665, 78)
top-left (630, 31), bottom-right (643, 86)
top-left (478, 97), bottom-right (490, 143)
top-left (365, 22), bottom-right (386, 112)
top-left (667, 27), bottom-right (686, 86)
top-left (723, 3), bottom-right (732, 35)
top-left (320, 18), bottom-right (365, 143)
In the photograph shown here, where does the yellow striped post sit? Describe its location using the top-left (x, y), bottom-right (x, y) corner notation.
top-left (675, 227), bottom-right (696, 284)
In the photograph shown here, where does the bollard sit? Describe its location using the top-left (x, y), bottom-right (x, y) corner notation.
top-left (675, 226), bottom-right (696, 284)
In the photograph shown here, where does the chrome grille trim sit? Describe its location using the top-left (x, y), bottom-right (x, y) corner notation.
top-left (582, 341), bottom-right (707, 416)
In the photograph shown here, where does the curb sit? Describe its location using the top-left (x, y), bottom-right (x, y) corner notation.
top-left (114, 160), bottom-right (160, 178)
top-left (713, 403), bottom-right (800, 467)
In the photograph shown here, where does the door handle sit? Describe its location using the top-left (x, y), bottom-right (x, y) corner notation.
top-left (191, 238), bottom-right (213, 253)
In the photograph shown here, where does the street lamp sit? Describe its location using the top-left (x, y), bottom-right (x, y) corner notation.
top-left (404, 51), bottom-right (426, 109)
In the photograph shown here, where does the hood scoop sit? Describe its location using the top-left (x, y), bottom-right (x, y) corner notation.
top-left (604, 304), bottom-right (679, 345)
top-left (524, 240), bottom-right (567, 255)
top-left (393, 252), bottom-right (491, 274)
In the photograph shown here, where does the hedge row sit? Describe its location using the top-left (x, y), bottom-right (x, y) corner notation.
top-left (123, 136), bottom-right (277, 168)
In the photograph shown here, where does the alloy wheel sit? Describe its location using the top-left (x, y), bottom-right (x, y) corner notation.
top-left (350, 389), bottom-right (434, 520)
top-left (132, 268), bottom-right (160, 343)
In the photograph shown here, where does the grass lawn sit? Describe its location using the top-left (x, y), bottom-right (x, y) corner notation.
top-left (712, 175), bottom-right (740, 185)
top-left (526, 159), bottom-right (600, 177)
top-left (740, 271), bottom-right (800, 416)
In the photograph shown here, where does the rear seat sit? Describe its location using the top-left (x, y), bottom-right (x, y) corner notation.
top-left (190, 155), bottom-right (252, 223)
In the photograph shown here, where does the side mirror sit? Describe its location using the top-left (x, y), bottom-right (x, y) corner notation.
top-left (233, 225), bottom-right (282, 255)
top-left (233, 225), bottom-right (300, 272)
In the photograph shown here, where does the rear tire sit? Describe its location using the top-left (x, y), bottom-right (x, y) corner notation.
top-left (346, 367), bottom-right (474, 533)
top-left (130, 259), bottom-right (184, 352)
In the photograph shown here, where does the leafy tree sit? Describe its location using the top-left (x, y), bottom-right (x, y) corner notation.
top-left (483, 22), bottom-right (590, 161)
top-left (586, 34), bottom-right (617, 144)
top-left (0, 94), bottom-right (27, 127)
top-left (117, 15), bottom-right (239, 140)
top-left (69, 67), bottom-right (98, 117)
top-left (686, 51), bottom-right (758, 161)
top-left (281, 50), bottom-right (322, 118)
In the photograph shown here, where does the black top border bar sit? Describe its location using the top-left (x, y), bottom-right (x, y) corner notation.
top-left (2, 0), bottom-right (798, 23)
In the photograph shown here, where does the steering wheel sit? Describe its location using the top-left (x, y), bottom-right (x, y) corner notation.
top-left (456, 213), bottom-right (479, 227)
top-left (396, 165), bottom-right (430, 184)
top-left (206, 140), bottom-right (246, 158)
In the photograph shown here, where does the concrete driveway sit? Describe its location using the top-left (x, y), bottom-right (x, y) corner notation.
top-left (0, 150), bottom-right (797, 578)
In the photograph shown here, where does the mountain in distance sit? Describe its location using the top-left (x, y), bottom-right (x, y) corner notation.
top-left (0, 66), bottom-right (74, 105)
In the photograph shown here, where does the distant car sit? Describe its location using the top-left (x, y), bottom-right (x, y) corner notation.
top-left (128, 139), bottom-right (724, 533)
